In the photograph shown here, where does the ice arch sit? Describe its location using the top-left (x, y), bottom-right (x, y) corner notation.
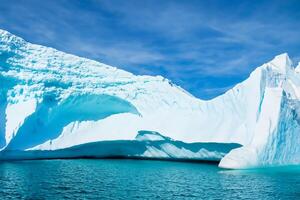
top-left (6, 93), bottom-right (140, 150)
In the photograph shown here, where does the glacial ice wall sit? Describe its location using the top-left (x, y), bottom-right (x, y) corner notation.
top-left (219, 54), bottom-right (300, 169)
top-left (0, 29), bottom-right (262, 149)
top-left (1, 29), bottom-right (300, 168)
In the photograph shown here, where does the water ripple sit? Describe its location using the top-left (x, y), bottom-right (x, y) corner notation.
top-left (0, 160), bottom-right (299, 199)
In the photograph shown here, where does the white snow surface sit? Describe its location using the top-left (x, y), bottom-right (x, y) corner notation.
top-left (1, 29), bottom-right (300, 168)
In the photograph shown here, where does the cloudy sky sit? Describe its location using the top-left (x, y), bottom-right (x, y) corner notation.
top-left (0, 0), bottom-right (299, 99)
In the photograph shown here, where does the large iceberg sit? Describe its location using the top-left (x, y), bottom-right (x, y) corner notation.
top-left (0, 29), bottom-right (299, 169)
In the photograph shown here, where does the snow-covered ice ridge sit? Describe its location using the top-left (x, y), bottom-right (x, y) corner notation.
top-left (0, 29), bottom-right (300, 169)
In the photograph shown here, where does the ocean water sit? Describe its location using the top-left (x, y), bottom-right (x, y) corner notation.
top-left (0, 159), bottom-right (300, 199)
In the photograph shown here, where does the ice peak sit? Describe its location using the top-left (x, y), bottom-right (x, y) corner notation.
top-left (0, 29), bottom-right (25, 49)
top-left (0, 29), bottom-right (15, 39)
top-left (269, 53), bottom-right (292, 73)
top-left (0, 28), bottom-right (9, 35)
top-left (295, 62), bottom-right (300, 73)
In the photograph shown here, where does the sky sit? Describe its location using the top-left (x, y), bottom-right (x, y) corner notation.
top-left (0, 0), bottom-right (300, 99)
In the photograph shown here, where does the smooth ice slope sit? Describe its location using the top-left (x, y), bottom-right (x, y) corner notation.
top-left (1, 29), bottom-right (300, 168)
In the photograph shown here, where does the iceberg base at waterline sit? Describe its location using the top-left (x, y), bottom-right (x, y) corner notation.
top-left (0, 131), bottom-right (241, 162)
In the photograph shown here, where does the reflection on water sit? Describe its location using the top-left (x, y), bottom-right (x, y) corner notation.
top-left (219, 165), bottom-right (300, 175)
top-left (0, 159), bottom-right (299, 199)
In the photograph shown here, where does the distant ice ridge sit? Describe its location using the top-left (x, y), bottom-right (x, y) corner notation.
top-left (0, 29), bottom-right (300, 168)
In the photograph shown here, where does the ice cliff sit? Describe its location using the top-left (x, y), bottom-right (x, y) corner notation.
top-left (0, 29), bottom-right (299, 169)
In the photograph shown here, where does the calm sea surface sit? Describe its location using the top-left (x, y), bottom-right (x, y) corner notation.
top-left (0, 159), bottom-right (300, 199)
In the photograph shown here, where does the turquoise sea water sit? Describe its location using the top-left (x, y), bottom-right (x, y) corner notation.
top-left (0, 159), bottom-right (300, 199)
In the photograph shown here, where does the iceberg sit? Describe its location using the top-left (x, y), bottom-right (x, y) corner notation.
top-left (0, 130), bottom-right (240, 162)
top-left (219, 54), bottom-right (300, 169)
top-left (0, 29), bottom-right (300, 169)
